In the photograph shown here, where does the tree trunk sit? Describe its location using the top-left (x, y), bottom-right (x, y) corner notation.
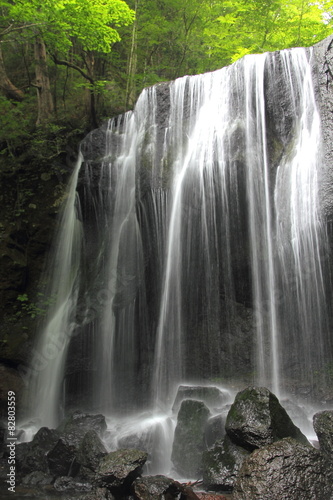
top-left (125, 0), bottom-right (139, 109)
top-left (34, 37), bottom-right (54, 125)
top-left (84, 51), bottom-right (98, 128)
top-left (0, 46), bottom-right (24, 102)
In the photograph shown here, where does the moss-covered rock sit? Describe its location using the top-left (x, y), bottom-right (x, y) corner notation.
top-left (225, 386), bottom-right (309, 451)
top-left (171, 399), bottom-right (211, 478)
top-left (95, 448), bottom-right (148, 492)
top-left (202, 435), bottom-right (250, 491)
top-left (313, 410), bottom-right (333, 460)
top-left (233, 437), bottom-right (333, 500)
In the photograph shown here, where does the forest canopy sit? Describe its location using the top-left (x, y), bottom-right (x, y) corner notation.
top-left (0, 0), bottom-right (332, 131)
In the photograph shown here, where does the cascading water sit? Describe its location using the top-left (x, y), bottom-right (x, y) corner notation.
top-left (25, 159), bottom-right (83, 429)
top-left (23, 46), bottom-right (332, 472)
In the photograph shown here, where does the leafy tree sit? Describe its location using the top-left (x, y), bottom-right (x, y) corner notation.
top-left (202, 0), bottom-right (333, 68)
top-left (1, 0), bottom-right (135, 125)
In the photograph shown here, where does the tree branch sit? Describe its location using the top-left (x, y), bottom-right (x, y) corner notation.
top-left (51, 54), bottom-right (94, 84)
top-left (0, 22), bottom-right (43, 38)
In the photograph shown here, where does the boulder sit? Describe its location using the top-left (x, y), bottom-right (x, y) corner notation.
top-left (225, 386), bottom-right (309, 451)
top-left (313, 410), bottom-right (333, 459)
top-left (47, 437), bottom-right (80, 477)
top-left (204, 414), bottom-right (226, 449)
top-left (56, 410), bottom-right (107, 446)
top-left (95, 448), bottom-right (148, 493)
top-left (16, 427), bottom-right (60, 474)
top-left (76, 429), bottom-right (108, 471)
top-left (233, 437), bottom-right (333, 500)
top-left (171, 399), bottom-right (210, 477)
top-left (132, 474), bottom-right (175, 499)
top-left (202, 435), bottom-right (250, 491)
top-left (21, 471), bottom-right (53, 486)
top-left (172, 386), bottom-right (228, 412)
top-left (53, 475), bottom-right (93, 492)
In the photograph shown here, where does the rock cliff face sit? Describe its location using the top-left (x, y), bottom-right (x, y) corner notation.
top-left (0, 151), bottom-right (75, 420)
top-left (67, 36), bottom-right (333, 412)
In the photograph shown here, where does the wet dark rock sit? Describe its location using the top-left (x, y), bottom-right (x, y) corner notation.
top-left (204, 414), bottom-right (226, 449)
top-left (202, 435), bottom-right (250, 491)
top-left (171, 399), bottom-right (211, 477)
top-left (80, 121), bottom-right (109, 163)
top-left (172, 386), bottom-right (228, 413)
top-left (21, 470), bottom-right (53, 486)
top-left (118, 432), bottom-right (149, 452)
top-left (53, 475), bottom-right (93, 492)
top-left (76, 429), bottom-right (108, 471)
top-left (56, 410), bottom-right (107, 446)
top-left (313, 410), bottom-right (333, 459)
top-left (47, 437), bottom-right (80, 477)
top-left (16, 427), bottom-right (60, 474)
top-left (233, 437), bottom-right (333, 500)
top-left (225, 386), bottom-right (309, 451)
top-left (132, 474), bottom-right (175, 499)
top-left (75, 464), bottom-right (96, 483)
top-left (95, 448), bottom-right (148, 492)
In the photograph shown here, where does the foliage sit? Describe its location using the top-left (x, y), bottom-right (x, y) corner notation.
top-left (17, 293), bottom-right (56, 318)
top-left (0, 0), bottom-right (332, 126)
top-left (202, 0), bottom-right (333, 68)
top-left (6, 0), bottom-right (135, 53)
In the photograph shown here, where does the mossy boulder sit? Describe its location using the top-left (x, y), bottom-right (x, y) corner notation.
top-left (225, 386), bottom-right (309, 451)
top-left (76, 430), bottom-right (108, 471)
top-left (313, 410), bottom-right (333, 459)
top-left (132, 475), bottom-right (175, 499)
top-left (171, 399), bottom-right (211, 477)
top-left (233, 437), bottom-right (333, 500)
top-left (95, 448), bottom-right (148, 492)
top-left (202, 435), bottom-right (250, 491)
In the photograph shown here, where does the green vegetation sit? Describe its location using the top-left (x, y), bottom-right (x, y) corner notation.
top-left (16, 293), bottom-right (56, 318)
top-left (0, 0), bottom-right (332, 133)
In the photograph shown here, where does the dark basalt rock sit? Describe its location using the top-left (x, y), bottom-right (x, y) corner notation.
top-left (171, 399), bottom-right (211, 477)
top-left (232, 437), bottom-right (333, 500)
top-left (313, 410), bottom-right (333, 459)
top-left (132, 474), bottom-right (175, 499)
top-left (225, 386), bottom-right (309, 451)
top-left (202, 435), bottom-right (250, 492)
top-left (95, 448), bottom-right (148, 493)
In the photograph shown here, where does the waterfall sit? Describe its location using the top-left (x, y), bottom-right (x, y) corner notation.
top-left (24, 45), bottom-right (332, 459)
top-left (25, 157), bottom-right (83, 428)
